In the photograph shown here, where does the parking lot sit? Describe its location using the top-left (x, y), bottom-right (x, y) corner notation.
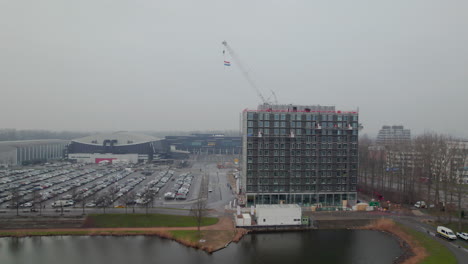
top-left (0, 155), bottom-right (237, 215)
top-left (0, 162), bottom-right (193, 210)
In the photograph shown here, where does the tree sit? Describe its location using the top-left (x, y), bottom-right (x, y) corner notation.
top-left (122, 191), bottom-right (136, 214)
top-left (33, 190), bottom-right (42, 215)
top-left (107, 185), bottom-right (118, 206)
top-left (141, 189), bottom-right (156, 215)
top-left (10, 187), bottom-right (22, 216)
top-left (190, 185), bottom-right (208, 237)
top-left (95, 192), bottom-right (112, 214)
top-left (453, 141), bottom-right (468, 230)
top-left (74, 192), bottom-right (87, 215)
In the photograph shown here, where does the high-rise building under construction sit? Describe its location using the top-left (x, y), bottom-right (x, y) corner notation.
top-left (241, 104), bottom-right (359, 206)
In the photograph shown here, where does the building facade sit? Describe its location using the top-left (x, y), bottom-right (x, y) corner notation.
top-left (0, 140), bottom-right (69, 166)
top-left (165, 134), bottom-right (242, 155)
top-left (376, 125), bottom-right (411, 145)
top-left (242, 104), bottom-right (359, 206)
top-left (67, 132), bottom-right (166, 163)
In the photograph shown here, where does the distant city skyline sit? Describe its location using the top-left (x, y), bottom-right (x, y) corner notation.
top-left (1, 1), bottom-right (467, 138)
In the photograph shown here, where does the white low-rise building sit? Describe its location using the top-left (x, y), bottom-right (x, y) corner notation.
top-left (256, 204), bottom-right (302, 226)
top-left (235, 213), bottom-right (252, 227)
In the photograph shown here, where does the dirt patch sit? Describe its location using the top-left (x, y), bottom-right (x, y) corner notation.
top-left (232, 228), bottom-right (249, 242)
top-left (359, 219), bottom-right (427, 264)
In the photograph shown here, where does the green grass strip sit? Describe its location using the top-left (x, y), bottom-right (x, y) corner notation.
top-left (396, 223), bottom-right (457, 264)
top-left (169, 230), bottom-right (201, 243)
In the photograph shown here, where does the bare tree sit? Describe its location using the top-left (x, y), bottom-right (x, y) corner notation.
top-left (74, 192), bottom-right (87, 215)
top-left (10, 187), bottom-right (22, 216)
top-left (106, 185), bottom-right (119, 207)
top-left (142, 189), bottom-right (156, 215)
top-left (96, 192), bottom-right (112, 214)
top-left (190, 186), bottom-right (208, 237)
top-left (453, 141), bottom-right (468, 230)
top-left (33, 190), bottom-right (42, 214)
top-left (122, 191), bottom-right (136, 214)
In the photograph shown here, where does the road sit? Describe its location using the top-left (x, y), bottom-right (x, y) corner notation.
top-left (391, 215), bottom-right (468, 264)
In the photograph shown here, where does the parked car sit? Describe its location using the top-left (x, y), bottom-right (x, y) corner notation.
top-left (456, 232), bottom-right (468, 241)
top-left (414, 201), bottom-right (426, 208)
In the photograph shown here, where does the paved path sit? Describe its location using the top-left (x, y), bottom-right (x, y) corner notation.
top-left (3, 216), bottom-right (234, 233)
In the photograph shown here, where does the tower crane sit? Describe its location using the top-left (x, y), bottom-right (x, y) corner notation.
top-left (222, 41), bottom-right (278, 105)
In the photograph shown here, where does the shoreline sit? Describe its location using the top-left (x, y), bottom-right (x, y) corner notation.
top-left (0, 218), bottom-right (425, 260)
top-left (357, 218), bottom-right (427, 264)
top-left (0, 228), bottom-right (249, 254)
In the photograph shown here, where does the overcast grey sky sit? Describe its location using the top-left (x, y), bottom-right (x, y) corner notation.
top-left (1, 1), bottom-right (467, 137)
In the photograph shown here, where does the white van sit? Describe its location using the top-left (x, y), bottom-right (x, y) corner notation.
top-left (437, 226), bottom-right (457, 240)
top-left (414, 201), bottom-right (426, 208)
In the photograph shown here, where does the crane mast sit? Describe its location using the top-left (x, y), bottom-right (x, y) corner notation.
top-left (222, 41), bottom-right (277, 105)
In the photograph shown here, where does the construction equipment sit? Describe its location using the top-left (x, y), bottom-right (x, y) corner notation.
top-left (222, 41), bottom-right (278, 105)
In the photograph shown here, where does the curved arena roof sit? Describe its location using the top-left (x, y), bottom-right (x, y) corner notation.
top-left (72, 132), bottom-right (159, 146)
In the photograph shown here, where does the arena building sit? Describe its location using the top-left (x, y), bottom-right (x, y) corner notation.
top-left (67, 132), bottom-right (167, 164)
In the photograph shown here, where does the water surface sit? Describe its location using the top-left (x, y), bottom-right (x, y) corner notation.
top-left (0, 230), bottom-right (402, 264)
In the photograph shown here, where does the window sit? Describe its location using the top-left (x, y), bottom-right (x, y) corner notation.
top-left (247, 112), bottom-right (254, 120)
top-left (281, 114), bottom-right (286, 120)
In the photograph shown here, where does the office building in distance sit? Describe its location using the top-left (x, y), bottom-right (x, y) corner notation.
top-left (165, 134), bottom-right (242, 155)
top-left (376, 125), bottom-right (411, 145)
top-left (0, 140), bottom-right (69, 166)
top-left (242, 104), bottom-right (359, 206)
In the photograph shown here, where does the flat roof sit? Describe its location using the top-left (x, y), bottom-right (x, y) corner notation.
top-left (72, 132), bottom-right (160, 146)
top-left (0, 139), bottom-right (69, 148)
top-left (256, 204), bottom-right (301, 209)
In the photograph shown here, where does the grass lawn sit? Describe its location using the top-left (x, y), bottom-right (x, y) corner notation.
top-left (85, 213), bottom-right (218, 228)
top-left (396, 223), bottom-right (457, 264)
top-left (169, 230), bottom-right (236, 251)
top-left (425, 221), bottom-right (468, 249)
top-left (170, 230), bottom-right (200, 243)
